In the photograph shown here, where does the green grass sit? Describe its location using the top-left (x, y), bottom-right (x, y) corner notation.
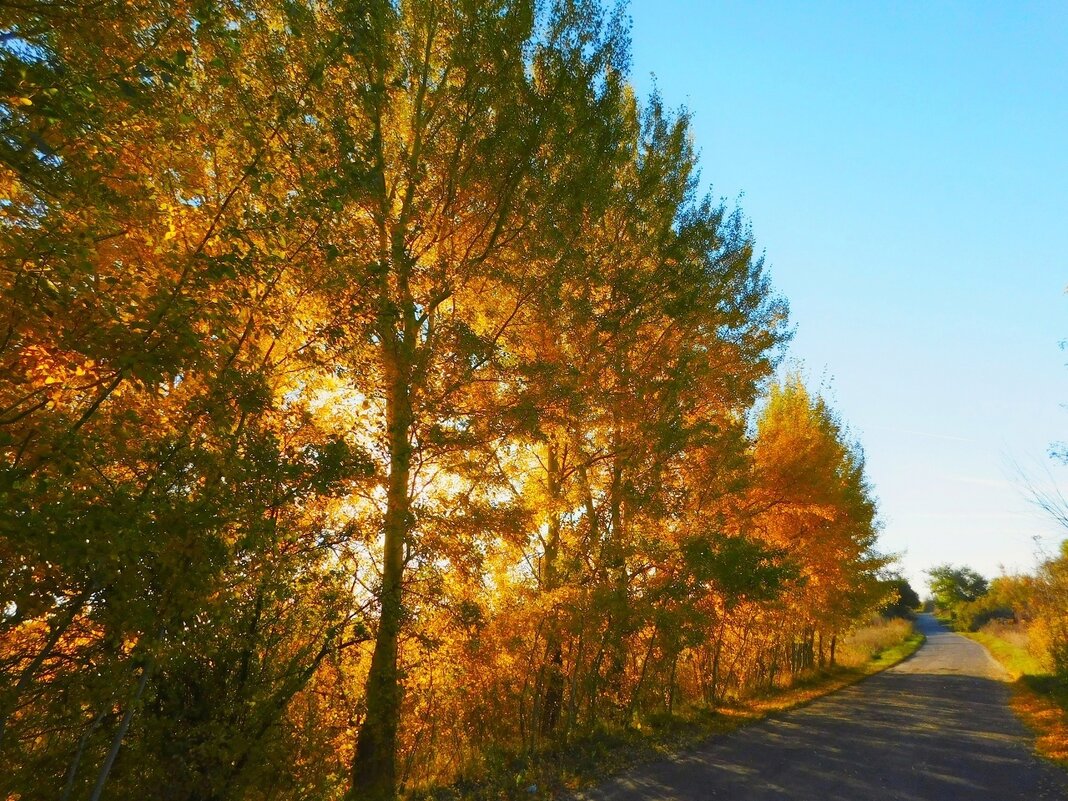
top-left (867, 632), bottom-right (926, 670)
top-left (961, 630), bottom-right (1046, 679)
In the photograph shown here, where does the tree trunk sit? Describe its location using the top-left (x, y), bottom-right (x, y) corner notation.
top-left (602, 422), bottom-right (630, 695)
top-left (584, 639), bottom-right (608, 729)
top-left (61, 710), bottom-right (106, 801)
top-left (350, 35), bottom-right (418, 786)
top-left (351, 340), bottom-right (413, 801)
top-left (564, 629), bottom-right (586, 736)
top-left (89, 656), bottom-right (153, 801)
top-left (667, 652), bottom-right (679, 716)
top-left (539, 442), bottom-right (564, 740)
top-left (626, 627), bottom-right (658, 722)
top-left (710, 637), bottom-right (722, 705)
top-left (539, 646), bottom-right (564, 738)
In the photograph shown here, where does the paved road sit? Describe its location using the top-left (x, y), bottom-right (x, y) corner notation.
top-left (577, 615), bottom-right (1068, 800)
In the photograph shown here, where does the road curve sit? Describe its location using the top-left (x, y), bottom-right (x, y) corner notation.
top-left (575, 614), bottom-right (1068, 800)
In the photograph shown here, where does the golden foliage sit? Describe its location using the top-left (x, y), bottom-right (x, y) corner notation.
top-left (0, 3), bottom-right (891, 799)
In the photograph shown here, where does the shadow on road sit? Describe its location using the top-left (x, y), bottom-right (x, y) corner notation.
top-left (578, 616), bottom-right (1068, 800)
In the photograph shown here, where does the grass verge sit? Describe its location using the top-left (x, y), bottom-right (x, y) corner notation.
top-left (963, 630), bottom-right (1046, 678)
top-left (962, 630), bottom-right (1068, 768)
top-left (417, 628), bottom-right (925, 800)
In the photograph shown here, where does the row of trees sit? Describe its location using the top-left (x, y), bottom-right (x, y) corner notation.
top-left (0, 2), bottom-right (892, 799)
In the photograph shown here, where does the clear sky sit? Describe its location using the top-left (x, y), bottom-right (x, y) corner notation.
top-left (626, 0), bottom-right (1068, 592)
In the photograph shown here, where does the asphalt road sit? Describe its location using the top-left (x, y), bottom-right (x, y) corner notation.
top-left (576, 614), bottom-right (1068, 800)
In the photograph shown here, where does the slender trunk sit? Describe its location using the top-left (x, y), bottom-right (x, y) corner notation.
top-left (539, 647), bottom-right (564, 738)
top-left (565, 629), bottom-right (586, 736)
top-left (603, 420), bottom-right (630, 692)
top-left (542, 442), bottom-right (562, 591)
top-left (710, 635), bottom-right (723, 705)
top-left (576, 454), bottom-right (599, 547)
top-left (539, 442), bottom-right (564, 740)
top-left (351, 341), bottom-right (413, 801)
top-left (584, 638), bottom-right (607, 729)
top-left (89, 656), bottom-right (153, 801)
top-left (666, 651), bottom-right (678, 716)
top-left (727, 620), bottom-right (752, 689)
top-left (61, 711), bottom-right (106, 801)
top-left (626, 627), bottom-right (658, 722)
top-left (608, 450), bottom-right (624, 576)
top-left (829, 633), bottom-right (837, 667)
top-left (230, 586), bottom-right (265, 724)
top-left (350, 18), bottom-right (418, 787)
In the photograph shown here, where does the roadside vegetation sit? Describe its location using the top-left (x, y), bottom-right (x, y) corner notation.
top-left (925, 552), bottom-right (1068, 766)
top-left (0, 3), bottom-right (907, 800)
top-left (412, 615), bottom-right (922, 801)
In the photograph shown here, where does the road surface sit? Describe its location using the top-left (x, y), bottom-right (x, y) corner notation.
top-left (576, 614), bottom-right (1068, 800)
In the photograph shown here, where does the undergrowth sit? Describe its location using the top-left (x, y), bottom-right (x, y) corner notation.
top-left (412, 620), bottom-right (923, 800)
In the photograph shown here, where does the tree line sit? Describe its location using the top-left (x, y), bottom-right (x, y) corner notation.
top-left (927, 552), bottom-right (1068, 680)
top-left (0, 2), bottom-right (892, 799)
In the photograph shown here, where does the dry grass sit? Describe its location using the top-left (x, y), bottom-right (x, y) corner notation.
top-left (740, 618), bottom-right (923, 717)
top-left (981, 620), bottom-right (1032, 651)
top-left (837, 617), bottom-right (915, 668)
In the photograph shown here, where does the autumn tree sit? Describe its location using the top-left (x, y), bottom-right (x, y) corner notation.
top-left (0, 2), bottom-right (895, 799)
top-left (748, 377), bottom-right (887, 673)
top-left (1, 2), bottom-right (374, 797)
top-left (1032, 542), bottom-right (1068, 678)
top-left (313, 2), bottom-right (634, 798)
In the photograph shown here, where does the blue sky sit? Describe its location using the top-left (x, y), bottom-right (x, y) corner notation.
top-left (626, 0), bottom-right (1068, 592)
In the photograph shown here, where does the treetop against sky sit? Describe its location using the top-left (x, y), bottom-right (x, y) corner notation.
top-left (2, 2), bottom-right (1066, 799)
top-left (628, 0), bottom-right (1068, 588)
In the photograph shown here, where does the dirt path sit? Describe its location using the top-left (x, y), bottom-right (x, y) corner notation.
top-left (575, 614), bottom-right (1068, 800)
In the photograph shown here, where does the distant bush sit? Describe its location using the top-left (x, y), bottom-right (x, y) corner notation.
top-left (880, 577), bottom-right (920, 618)
top-left (942, 547), bottom-right (1068, 682)
top-left (935, 571), bottom-right (1039, 631)
top-left (958, 602), bottom-right (1016, 632)
top-left (926, 564), bottom-right (988, 621)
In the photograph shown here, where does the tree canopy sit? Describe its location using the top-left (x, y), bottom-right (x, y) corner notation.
top-left (926, 564), bottom-right (990, 617)
top-left (0, 3), bottom-right (891, 799)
